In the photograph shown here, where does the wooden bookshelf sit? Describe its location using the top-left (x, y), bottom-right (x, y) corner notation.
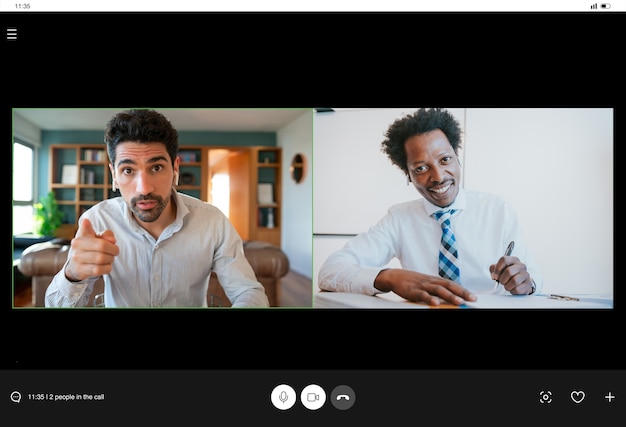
top-left (48, 144), bottom-right (282, 246)
top-left (49, 144), bottom-right (112, 237)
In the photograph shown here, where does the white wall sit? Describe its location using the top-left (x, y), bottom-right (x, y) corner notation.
top-left (278, 110), bottom-right (313, 278)
top-left (463, 108), bottom-right (612, 294)
top-left (313, 108), bottom-right (613, 295)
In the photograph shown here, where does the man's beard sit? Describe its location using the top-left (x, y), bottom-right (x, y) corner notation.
top-left (130, 193), bottom-right (169, 222)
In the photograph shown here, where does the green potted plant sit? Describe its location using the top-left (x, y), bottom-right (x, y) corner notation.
top-left (33, 191), bottom-right (64, 237)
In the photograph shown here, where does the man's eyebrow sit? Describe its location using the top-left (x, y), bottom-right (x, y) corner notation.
top-left (117, 158), bottom-right (136, 166)
top-left (146, 155), bottom-right (169, 164)
top-left (116, 155), bottom-right (169, 167)
top-left (409, 159), bottom-right (425, 167)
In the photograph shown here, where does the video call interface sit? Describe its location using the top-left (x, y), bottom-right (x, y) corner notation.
top-left (3, 9), bottom-right (623, 425)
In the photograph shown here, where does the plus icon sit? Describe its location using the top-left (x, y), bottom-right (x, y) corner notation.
top-left (604, 392), bottom-right (616, 403)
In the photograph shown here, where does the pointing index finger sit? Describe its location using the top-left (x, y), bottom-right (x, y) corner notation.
top-left (75, 218), bottom-right (97, 238)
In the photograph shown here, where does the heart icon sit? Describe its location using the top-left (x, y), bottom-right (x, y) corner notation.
top-left (571, 391), bottom-right (585, 403)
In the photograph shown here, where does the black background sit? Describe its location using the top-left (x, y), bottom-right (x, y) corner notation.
top-left (2, 13), bottom-right (622, 420)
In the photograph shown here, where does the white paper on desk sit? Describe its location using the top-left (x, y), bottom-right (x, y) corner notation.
top-left (315, 291), bottom-right (431, 308)
top-left (461, 294), bottom-right (613, 309)
top-left (316, 291), bottom-right (613, 309)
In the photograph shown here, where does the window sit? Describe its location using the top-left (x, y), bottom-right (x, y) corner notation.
top-left (13, 139), bottom-right (35, 235)
top-left (211, 173), bottom-right (230, 218)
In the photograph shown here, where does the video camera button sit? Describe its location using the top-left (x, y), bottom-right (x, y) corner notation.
top-left (300, 384), bottom-right (326, 410)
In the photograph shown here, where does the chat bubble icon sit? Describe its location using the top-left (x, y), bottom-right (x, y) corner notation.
top-left (10, 391), bottom-right (21, 403)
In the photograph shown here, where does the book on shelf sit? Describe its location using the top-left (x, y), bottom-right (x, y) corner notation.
top-left (257, 183), bottom-right (275, 205)
top-left (80, 168), bottom-right (96, 184)
top-left (178, 151), bottom-right (197, 162)
top-left (61, 164), bottom-right (78, 184)
top-left (83, 149), bottom-right (106, 161)
top-left (258, 207), bottom-right (277, 228)
top-left (81, 189), bottom-right (96, 201)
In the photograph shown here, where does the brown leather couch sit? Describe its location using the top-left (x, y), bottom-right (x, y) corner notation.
top-left (17, 239), bottom-right (289, 307)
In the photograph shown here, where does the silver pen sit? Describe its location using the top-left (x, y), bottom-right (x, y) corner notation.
top-left (494, 241), bottom-right (515, 290)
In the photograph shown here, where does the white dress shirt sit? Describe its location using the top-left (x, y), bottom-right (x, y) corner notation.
top-left (318, 188), bottom-right (543, 296)
top-left (45, 191), bottom-right (269, 308)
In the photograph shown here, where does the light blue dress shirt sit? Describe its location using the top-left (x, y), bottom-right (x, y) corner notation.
top-left (45, 191), bottom-right (269, 308)
top-left (318, 189), bottom-right (543, 296)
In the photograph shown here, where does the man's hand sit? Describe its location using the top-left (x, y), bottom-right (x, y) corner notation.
top-left (489, 256), bottom-right (534, 295)
top-left (374, 269), bottom-right (477, 306)
top-left (65, 218), bottom-right (119, 282)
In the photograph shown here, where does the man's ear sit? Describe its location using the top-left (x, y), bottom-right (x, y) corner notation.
top-left (173, 155), bottom-right (180, 186)
top-left (109, 164), bottom-right (118, 191)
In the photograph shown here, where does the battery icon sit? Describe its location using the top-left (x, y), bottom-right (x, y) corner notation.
top-left (601, 3), bottom-right (611, 8)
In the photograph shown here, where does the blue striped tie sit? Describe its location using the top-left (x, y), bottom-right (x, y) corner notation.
top-left (433, 209), bottom-right (460, 283)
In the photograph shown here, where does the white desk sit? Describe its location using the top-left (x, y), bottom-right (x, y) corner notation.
top-left (314, 290), bottom-right (613, 309)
